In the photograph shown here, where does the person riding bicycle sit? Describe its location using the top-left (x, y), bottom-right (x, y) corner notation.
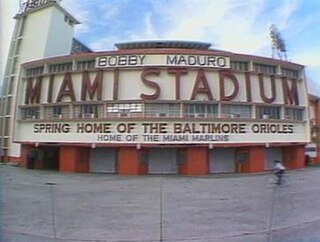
top-left (272, 160), bottom-right (286, 185)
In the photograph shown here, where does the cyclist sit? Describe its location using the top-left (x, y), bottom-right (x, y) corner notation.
top-left (273, 160), bottom-right (286, 185)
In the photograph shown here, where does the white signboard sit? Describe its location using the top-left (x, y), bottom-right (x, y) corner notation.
top-left (16, 121), bottom-right (308, 144)
top-left (95, 54), bottom-right (230, 69)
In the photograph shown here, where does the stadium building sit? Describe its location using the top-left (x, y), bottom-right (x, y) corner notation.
top-left (0, 0), bottom-right (319, 175)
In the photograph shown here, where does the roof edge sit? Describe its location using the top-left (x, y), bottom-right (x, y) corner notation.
top-left (115, 40), bottom-right (212, 50)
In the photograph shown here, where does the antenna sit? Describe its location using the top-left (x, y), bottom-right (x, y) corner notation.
top-left (269, 24), bottom-right (287, 61)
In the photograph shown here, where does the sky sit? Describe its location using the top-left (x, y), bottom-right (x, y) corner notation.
top-left (1, 0), bottom-right (320, 95)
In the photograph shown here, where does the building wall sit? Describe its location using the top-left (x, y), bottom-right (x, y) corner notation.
top-left (20, 144), bottom-right (306, 174)
top-left (0, 2), bottom-right (77, 160)
top-left (18, 4), bottom-right (75, 63)
top-left (309, 96), bottom-right (320, 164)
top-left (45, 6), bottom-right (74, 57)
top-left (18, 7), bottom-right (53, 63)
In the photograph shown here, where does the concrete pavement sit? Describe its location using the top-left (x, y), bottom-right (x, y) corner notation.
top-left (1, 165), bottom-right (320, 242)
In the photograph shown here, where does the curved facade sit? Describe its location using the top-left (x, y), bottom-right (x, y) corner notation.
top-left (1, 1), bottom-right (318, 175)
top-left (15, 40), bottom-right (311, 174)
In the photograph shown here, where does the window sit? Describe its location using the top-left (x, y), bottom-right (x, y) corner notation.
top-left (253, 63), bottom-right (276, 75)
top-left (256, 106), bottom-right (280, 119)
top-left (5, 97), bottom-right (12, 115)
top-left (184, 103), bottom-right (218, 118)
top-left (282, 68), bottom-right (299, 78)
top-left (285, 107), bottom-right (303, 121)
top-left (107, 103), bottom-right (142, 116)
top-left (45, 105), bottom-right (69, 119)
top-left (21, 107), bottom-right (39, 120)
top-left (221, 104), bottom-right (251, 118)
top-left (230, 61), bottom-right (248, 71)
top-left (77, 60), bottom-right (95, 70)
top-left (68, 19), bottom-right (74, 26)
top-left (52, 106), bottom-right (62, 115)
top-left (49, 63), bottom-right (72, 73)
top-left (26, 66), bottom-right (44, 77)
top-left (74, 104), bottom-right (102, 118)
top-left (85, 105), bottom-right (97, 117)
top-left (8, 76), bottom-right (15, 95)
top-left (145, 103), bottom-right (179, 117)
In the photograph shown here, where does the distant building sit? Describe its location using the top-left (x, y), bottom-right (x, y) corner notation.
top-left (308, 94), bottom-right (320, 163)
top-left (71, 38), bottom-right (92, 54)
top-left (0, 1), bottom-right (319, 174)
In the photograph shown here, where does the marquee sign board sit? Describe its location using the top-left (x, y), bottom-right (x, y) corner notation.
top-left (16, 121), bottom-right (308, 144)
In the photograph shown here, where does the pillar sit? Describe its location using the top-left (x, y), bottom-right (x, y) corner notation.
top-left (245, 146), bottom-right (265, 172)
top-left (21, 144), bottom-right (32, 168)
top-left (117, 147), bottom-right (143, 175)
top-left (59, 146), bottom-right (89, 173)
top-left (316, 146), bottom-right (320, 164)
top-left (283, 145), bottom-right (305, 169)
top-left (21, 144), bottom-right (42, 169)
top-left (315, 99), bottom-right (320, 164)
top-left (180, 147), bottom-right (208, 175)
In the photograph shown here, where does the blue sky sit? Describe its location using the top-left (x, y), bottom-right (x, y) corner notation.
top-left (1, 0), bottom-right (320, 94)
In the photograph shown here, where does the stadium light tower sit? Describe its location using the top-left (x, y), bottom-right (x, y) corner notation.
top-left (269, 24), bottom-right (287, 61)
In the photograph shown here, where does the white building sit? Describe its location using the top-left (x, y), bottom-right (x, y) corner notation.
top-left (0, 0), bottom-right (81, 160)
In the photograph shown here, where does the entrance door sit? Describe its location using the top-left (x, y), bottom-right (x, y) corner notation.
top-left (209, 148), bottom-right (236, 173)
top-left (42, 147), bottom-right (59, 170)
top-left (266, 147), bottom-right (283, 170)
top-left (27, 149), bottom-right (38, 169)
top-left (235, 150), bottom-right (249, 173)
top-left (148, 148), bottom-right (177, 174)
top-left (90, 148), bottom-right (116, 173)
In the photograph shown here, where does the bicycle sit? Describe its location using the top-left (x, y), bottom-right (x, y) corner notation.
top-left (273, 169), bottom-right (285, 185)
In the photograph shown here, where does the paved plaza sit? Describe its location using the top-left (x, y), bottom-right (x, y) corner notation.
top-left (1, 165), bottom-right (320, 242)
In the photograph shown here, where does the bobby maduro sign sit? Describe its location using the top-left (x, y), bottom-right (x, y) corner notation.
top-left (95, 54), bottom-right (230, 69)
top-left (17, 121), bottom-right (306, 144)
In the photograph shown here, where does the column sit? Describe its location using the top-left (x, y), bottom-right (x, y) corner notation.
top-left (283, 145), bottom-right (305, 169)
top-left (117, 147), bottom-right (142, 175)
top-left (180, 147), bottom-right (208, 175)
top-left (59, 146), bottom-right (89, 173)
top-left (246, 146), bottom-right (265, 172)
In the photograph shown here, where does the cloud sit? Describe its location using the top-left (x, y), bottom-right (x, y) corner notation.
top-left (293, 48), bottom-right (320, 68)
top-left (142, 12), bottom-right (159, 39)
top-left (61, 0), bottom-right (93, 34)
top-left (144, 0), bottom-right (272, 55)
top-left (79, 0), bottom-right (320, 93)
top-left (88, 36), bottom-right (117, 51)
top-left (99, 1), bottom-right (122, 21)
top-left (65, 0), bottom-right (277, 55)
top-left (274, 0), bottom-right (299, 29)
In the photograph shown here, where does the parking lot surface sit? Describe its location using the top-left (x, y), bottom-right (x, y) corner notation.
top-left (1, 165), bottom-right (320, 242)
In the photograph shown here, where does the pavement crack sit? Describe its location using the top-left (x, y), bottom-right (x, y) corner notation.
top-left (49, 184), bottom-right (57, 240)
top-left (159, 177), bottom-right (163, 242)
